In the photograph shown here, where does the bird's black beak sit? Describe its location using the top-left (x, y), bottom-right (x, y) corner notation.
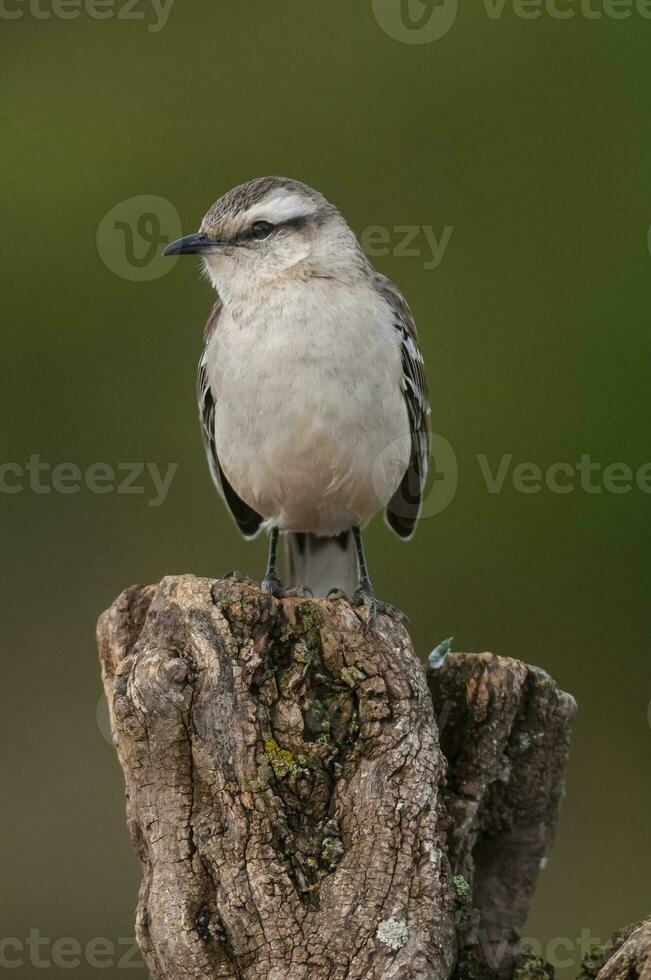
top-left (164, 232), bottom-right (223, 256)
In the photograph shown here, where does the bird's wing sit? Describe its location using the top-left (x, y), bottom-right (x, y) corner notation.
top-left (373, 274), bottom-right (431, 539)
top-left (197, 301), bottom-right (264, 539)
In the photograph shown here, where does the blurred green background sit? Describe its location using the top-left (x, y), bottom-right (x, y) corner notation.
top-left (1, 0), bottom-right (649, 976)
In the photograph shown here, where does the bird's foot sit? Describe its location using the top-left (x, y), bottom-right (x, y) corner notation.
top-left (223, 570), bottom-right (257, 586)
top-left (262, 574), bottom-right (313, 599)
top-left (351, 587), bottom-right (409, 633)
top-left (326, 588), bottom-right (351, 602)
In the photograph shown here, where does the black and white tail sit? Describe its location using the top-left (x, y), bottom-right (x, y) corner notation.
top-left (284, 531), bottom-right (357, 597)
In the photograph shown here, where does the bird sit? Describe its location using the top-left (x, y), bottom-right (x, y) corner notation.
top-left (164, 176), bottom-right (430, 629)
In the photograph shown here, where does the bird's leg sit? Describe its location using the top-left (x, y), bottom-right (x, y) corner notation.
top-left (261, 527), bottom-right (282, 593)
top-left (350, 526), bottom-right (408, 631)
top-left (262, 528), bottom-right (312, 599)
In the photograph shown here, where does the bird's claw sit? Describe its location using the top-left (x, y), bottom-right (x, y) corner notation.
top-left (351, 588), bottom-right (409, 633)
top-left (262, 575), bottom-right (313, 599)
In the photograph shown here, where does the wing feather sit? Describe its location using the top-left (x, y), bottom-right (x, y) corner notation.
top-left (197, 302), bottom-right (264, 539)
top-left (373, 274), bottom-right (431, 539)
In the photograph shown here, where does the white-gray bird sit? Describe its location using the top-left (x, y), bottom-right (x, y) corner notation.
top-left (164, 176), bottom-right (430, 628)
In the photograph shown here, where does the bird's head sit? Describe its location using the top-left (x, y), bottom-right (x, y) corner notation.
top-left (164, 176), bottom-right (366, 302)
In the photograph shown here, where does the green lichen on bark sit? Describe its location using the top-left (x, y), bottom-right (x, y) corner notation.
top-left (452, 874), bottom-right (471, 901)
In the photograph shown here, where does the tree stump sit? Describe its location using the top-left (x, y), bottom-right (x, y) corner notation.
top-left (97, 574), bottom-right (580, 980)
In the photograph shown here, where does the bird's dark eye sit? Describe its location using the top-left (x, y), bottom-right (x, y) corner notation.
top-left (250, 220), bottom-right (274, 240)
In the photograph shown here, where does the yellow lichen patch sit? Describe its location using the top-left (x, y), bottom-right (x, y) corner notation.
top-left (263, 738), bottom-right (295, 779)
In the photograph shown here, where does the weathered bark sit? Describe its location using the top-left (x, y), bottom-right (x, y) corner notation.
top-left (98, 575), bottom-right (579, 980)
top-left (428, 653), bottom-right (577, 976)
top-left (592, 920), bottom-right (651, 980)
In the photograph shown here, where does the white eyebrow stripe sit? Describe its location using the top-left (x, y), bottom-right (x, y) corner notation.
top-left (242, 192), bottom-right (318, 225)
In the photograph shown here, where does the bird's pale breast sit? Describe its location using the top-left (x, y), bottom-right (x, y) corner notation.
top-left (205, 279), bottom-right (411, 535)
